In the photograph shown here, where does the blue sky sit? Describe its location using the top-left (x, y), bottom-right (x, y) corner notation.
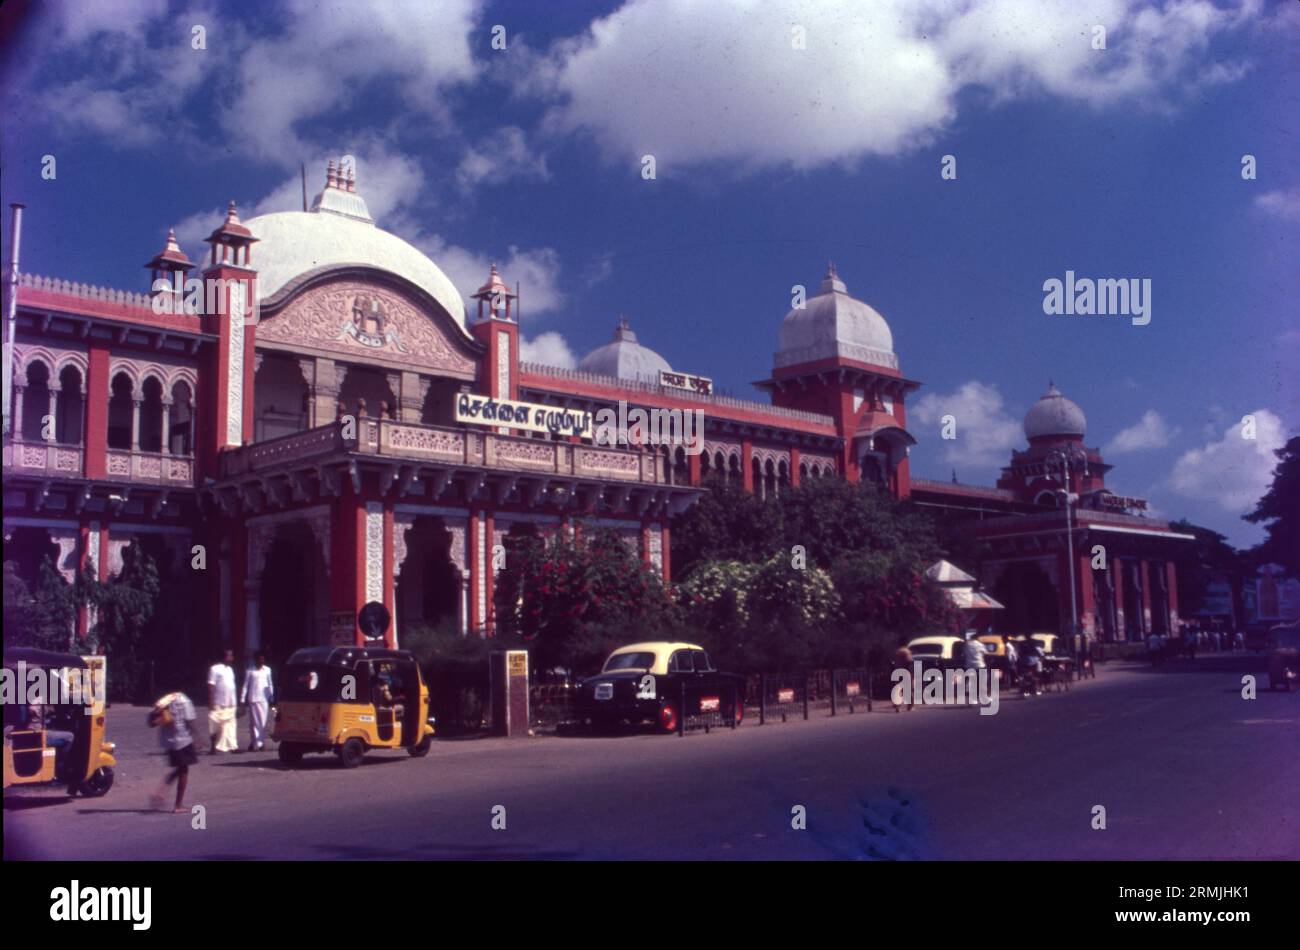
top-left (2, 0), bottom-right (1296, 547)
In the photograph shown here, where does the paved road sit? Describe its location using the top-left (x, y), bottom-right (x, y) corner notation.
top-left (5, 655), bottom-right (1297, 860)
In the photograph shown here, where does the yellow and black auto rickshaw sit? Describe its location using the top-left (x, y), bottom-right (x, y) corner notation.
top-left (3, 648), bottom-right (116, 797)
top-left (272, 646), bottom-right (435, 768)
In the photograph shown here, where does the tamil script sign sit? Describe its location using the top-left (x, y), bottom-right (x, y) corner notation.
top-left (659, 369), bottom-right (713, 396)
top-left (455, 393), bottom-right (593, 438)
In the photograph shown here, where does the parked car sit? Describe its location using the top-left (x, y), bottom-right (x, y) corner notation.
top-left (905, 635), bottom-right (967, 671)
top-left (573, 642), bottom-right (745, 733)
top-left (1267, 621), bottom-right (1300, 691)
top-left (1017, 633), bottom-right (1064, 657)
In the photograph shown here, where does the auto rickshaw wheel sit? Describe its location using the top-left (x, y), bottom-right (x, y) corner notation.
top-left (408, 735), bottom-right (432, 757)
top-left (77, 767), bottom-right (114, 798)
top-left (278, 743), bottom-right (304, 767)
top-left (338, 737), bottom-right (365, 768)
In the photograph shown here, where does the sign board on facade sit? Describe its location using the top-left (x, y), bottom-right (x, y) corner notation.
top-left (329, 610), bottom-right (355, 645)
top-left (659, 370), bottom-right (713, 396)
top-left (777, 688), bottom-right (795, 704)
top-left (845, 681), bottom-right (861, 697)
top-left (455, 393), bottom-right (592, 438)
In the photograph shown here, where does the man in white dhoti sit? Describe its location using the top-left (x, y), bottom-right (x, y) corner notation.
top-left (207, 650), bottom-right (239, 754)
top-left (241, 653), bottom-right (274, 751)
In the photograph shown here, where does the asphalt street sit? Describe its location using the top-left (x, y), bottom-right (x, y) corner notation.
top-left (5, 653), bottom-right (1297, 860)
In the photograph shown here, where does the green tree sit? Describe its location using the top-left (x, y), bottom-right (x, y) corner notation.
top-left (1244, 435), bottom-right (1300, 578)
top-left (2, 558), bottom-right (96, 651)
top-left (95, 542), bottom-right (161, 701)
top-left (776, 477), bottom-right (945, 569)
top-left (1168, 520), bottom-right (1249, 620)
top-left (494, 526), bottom-right (680, 672)
top-left (668, 483), bottom-right (779, 579)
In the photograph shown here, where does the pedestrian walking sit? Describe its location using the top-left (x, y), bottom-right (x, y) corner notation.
top-left (147, 691), bottom-right (198, 813)
top-left (1003, 636), bottom-right (1018, 689)
top-left (207, 649), bottom-right (239, 754)
top-left (241, 653), bottom-right (274, 751)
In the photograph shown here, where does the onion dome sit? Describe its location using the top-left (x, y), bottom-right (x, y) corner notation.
top-left (577, 316), bottom-right (672, 383)
top-left (775, 263), bottom-right (896, 370)
top-left (1024, 383), bottom-right (1087, 440)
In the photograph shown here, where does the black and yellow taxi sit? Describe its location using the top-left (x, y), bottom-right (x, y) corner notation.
top-left (573, 641), bottom-right (745, 733)
top-left (3, 648), bottom-right (116, 797)
top-left (272, 646), bottom-right (435, 768)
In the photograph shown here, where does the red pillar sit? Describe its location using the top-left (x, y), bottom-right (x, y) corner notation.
top-left (329, 487), bottom-right (365, 645)
top-left (789, 447), bottom-right (801, 488)
top-left (661, 523), bottom-right (671, 583)
top-left (83, 345), bottom-right (110, 479)
top-left (741, 439), bottom-right (754, 493)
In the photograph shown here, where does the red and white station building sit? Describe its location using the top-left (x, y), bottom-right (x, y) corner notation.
top-left (2, 162), bottom-right (1189, 659)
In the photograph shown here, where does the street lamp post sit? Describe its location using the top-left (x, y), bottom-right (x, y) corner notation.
top-left (1045, 446), bottom-right (1089, 646)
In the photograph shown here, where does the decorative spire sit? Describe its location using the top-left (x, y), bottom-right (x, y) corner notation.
top-left (346, 165), bottom-right (356, 193)
top-left (326, 159), bottom-right (337, 190)
top-left (470, 262), bottom-right (516, 321)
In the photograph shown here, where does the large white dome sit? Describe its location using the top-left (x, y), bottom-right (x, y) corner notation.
top-left (775, 265), bottom-right (896, 370)
top-left (577, 318), bottom-right (672, 382)
top-left (245, 174), bottom-right (466, 331)
top-left (1024, 384), bottom-right (1087, 440)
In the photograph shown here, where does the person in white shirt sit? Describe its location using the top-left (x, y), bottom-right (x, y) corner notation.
top-left (962, 632), bottom-right (986, 670)
top-left (241, 653), bottom-right (275, 752)
top-left (207, 650), bottom-right (239, 754)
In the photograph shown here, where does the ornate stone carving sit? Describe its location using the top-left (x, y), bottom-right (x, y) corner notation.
top-left (491, 438), bottom-right (556, 470)
top-left (49, 529), bottom-right (79, 585)
top-left (106, 452), bottom-right (131, 477)
top-left (496, 330), bottom-right (510, 398)
top-left (393, 512), bottom-right (417, 576)
top-left (365, 501), bottom-right (384, 603)
top-left (576, 447), bottom-right (641, 478)
top-left (382, 423), bottom-right (465, 460)
top-left (258, 279), bottom-right (475, 376)
top-left (227, 292), bottom-right (245, 445)
top-left (447, 518), bottom-right (468, 569)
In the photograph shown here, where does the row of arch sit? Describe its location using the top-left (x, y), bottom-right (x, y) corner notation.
top-left (13, 356), bottom-right (196, 455)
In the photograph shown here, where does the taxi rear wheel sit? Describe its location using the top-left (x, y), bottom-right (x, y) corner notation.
top-left (657, 702), bottom-right (678, 734)
top-left (338, 737), bottom-right (365, 768)
top-left (408, 735), bottom-right (432, 757)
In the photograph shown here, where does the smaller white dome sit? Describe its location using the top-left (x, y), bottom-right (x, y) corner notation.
top-left (775, 264), bottom-right (896, 370)
top-left (577, 318), bottom-right (672, 383)
top-left (1024, 383), bottom-right (1087, 440)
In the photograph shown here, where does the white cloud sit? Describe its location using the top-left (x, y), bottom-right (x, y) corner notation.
top-left (219, 0), bottom-right (482, 164)
top-left (1254, 186), bottom-right (1300, 222)
top-left (418, 239), bottom-right (565, 316)
top-left (456, 127), bottom-right (549, 189)
top-left (1105, 409), bottom-right (1179, 453)
top-left (12, 0), bottom-right (480, 164)
top-left (1166, 409), bottom-right (1287, 514)
top-left (912, 380), bottom-right (1022, 470)
top-left (519, 332), bottom-right (578, 368)
top-left (540, 0), bottom-right (1261, 171)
